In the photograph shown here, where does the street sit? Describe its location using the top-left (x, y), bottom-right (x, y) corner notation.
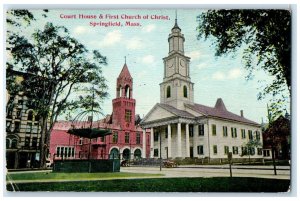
top-left (121, 165), bottom-right (290, 180)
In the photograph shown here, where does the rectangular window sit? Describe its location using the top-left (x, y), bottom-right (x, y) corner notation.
top-left (68, 147), bottom-right (71, 157)
top-left (232, 146), bottom-right (239, 155)
top-left (32, 137), bottom-right (38, 148)
top-left (24, 137), bottom-right (30, 147)
top-left (242, 147), bottom-right (248, 155)
top-left (241, 129), bottom-right (246, 139)
top-left (79, 137), bottom-right (83, 145)
top-left (165, 127), bottom-right (168, 138)
top-left (249, 147), bottom-right (255, 155)
top-left (255, 131), bottom-right (261, 141)
top-left (263, 150), bottom-right (270, 157)
top-left (223, 126), bottom-right (228, 137)
top-left (136, 132), bottom-right (141, 144)
top-left (197, 145), bottom-right (204, 155)
top-left (231, 127), bottom-right (237, 138)
top-left (72, 148), bottom-right (75, 157)
top-left (100, 137), bottom-right (104, 142)
top-left (61, 147), bottom-right (64, 157)
top-left (224, 146), bottom-right (229, 155)
top-left (257, 148), bottom-right (262, 155)
top-left (213, 145), bottom-right (218, 154)
top-left (16, 109), bottom-right (21, 119)
top-left (248, 130), bottom-right (253, 140)
top-left (125, 110), bottom-right (132, 123)
top-left (26, 122), bottom-right (32, 134)
top-left (14, 122), bottom-right (20, 132)
top-left (189, 125), bottom-right (194, 137)
top-left (125, 132), bottom-right (130, 143)
top-left (212, 124), bottom-right (216, 136)
top-left (154, 132), bottom-right (159, 141)
top-left (154, 149), bottom-right (159, 157)
top-left (112, 132), bottom-right (118, 143)
top-left (56, 147), bottom-right (60, 157)
top-left (199, 124), bottom-right (204, 136)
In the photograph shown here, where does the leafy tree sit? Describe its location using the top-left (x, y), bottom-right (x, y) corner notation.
top-left (197, 10), bottom-right (291, 116)
top-left (264, 107), bottom-right (290, 175)
top-left (7, 18), bottom-right (108, 167)
top-left (241, 139), bottom-right (262, 164)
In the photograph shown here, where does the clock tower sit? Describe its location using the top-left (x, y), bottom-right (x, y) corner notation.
top-left (160, 17), bottom-right (194, 109)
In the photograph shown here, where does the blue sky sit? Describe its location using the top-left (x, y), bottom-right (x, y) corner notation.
top-left (8, 9), bottom-right (290, 123)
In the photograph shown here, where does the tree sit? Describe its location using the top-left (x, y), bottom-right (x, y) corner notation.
top-left (197, 10), bottom-right (291, 116)
top-left (242, 139), bottom-right (262, 164)
top-left (264, 107), bottom-right (290, 175)
top-left (7, 19), bottom-right (108, 168)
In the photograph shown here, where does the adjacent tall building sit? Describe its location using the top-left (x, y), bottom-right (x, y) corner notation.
top-left (140, 18), bottom-right (263, 162)
top-left (50, 63), bottom-right (150, 162)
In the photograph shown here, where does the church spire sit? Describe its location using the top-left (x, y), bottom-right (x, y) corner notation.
top-left (172, 10), bottom-right (181, 31)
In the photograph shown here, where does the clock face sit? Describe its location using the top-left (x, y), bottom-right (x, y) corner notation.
top-left (166, 59), bottom-right (175, 77)
top-left (179, 59), bottom-right (186, 76)
top-left (179, 59), bottom-right (185, 68)
top-left (167, 60), bottom-right (174, 68)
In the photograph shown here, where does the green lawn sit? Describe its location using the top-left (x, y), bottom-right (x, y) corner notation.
top-left (6, 172), bottom-right (163, 181)
top-left (6, 177), bottom-right (290, 192)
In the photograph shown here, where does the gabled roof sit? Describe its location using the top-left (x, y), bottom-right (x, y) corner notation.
top-left (185, 98), bottom-right (260, 126)
top-left (159, 103), bottom-right (194, 119)
top-left (118, 63), bottom-right (132, 79)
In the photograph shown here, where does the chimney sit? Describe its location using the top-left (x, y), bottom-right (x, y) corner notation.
top-left (240, 110), bottom-right (244, 117)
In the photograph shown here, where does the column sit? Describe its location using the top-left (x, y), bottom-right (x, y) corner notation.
top-left (193, 124), bottom-right (198, 157)
top-left (185, 123), bottom-right (190, 158)
top-left (177, 123), bottom-right (182, 158)
top-left (150, 127), bottom-right (154, 158)
top-left (142, 130), bottom-right (146, 158)
top-left (167, 124), bottom-right (172, 159)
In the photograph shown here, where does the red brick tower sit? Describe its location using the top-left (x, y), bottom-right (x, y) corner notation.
top-left (112, 63), bottom-right (136, 130)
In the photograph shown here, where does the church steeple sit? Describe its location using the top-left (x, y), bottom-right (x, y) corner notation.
top-left (168, 13), bottom-right (185, 54)
top-left (116, 63), bottom-right (133, 98)
top-left (160, 15), bottom-right (194, 110)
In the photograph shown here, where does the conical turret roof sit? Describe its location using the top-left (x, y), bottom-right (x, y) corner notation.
top-left (118, 63), bottom-right (132, 79)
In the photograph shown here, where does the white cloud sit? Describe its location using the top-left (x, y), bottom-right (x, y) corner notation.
top-left (99, 30), bottom-right (122, 47)
top-left (142, 24), bottom-right (156, 32)
top-left (141, 55), bottom-right (155, 64)
top-left (126, 37), bottom-right (143, 50)
top-left (73, 26), bottom-right (88, 35)
top-left (228, 68), bottom-right (242, 79)
top-left (212, 71), bottom-right (225, 80)
top-left (186, 51), bottom-right (201, 61)
top-left (196, 63), bottom-right (209, 70)
top-left (212, 68), bottom-right (243, 81)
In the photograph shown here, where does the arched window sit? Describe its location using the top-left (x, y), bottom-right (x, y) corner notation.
top-left (118, 86), bottom-right (122, 98)
top-left (11, 139), bottom-right (18, 148)
top-left (166, 86), bottom-right (171, 98)
top-left (125, 85), bottom-right (130, 98)
top-left (27, 111), bottom-right (33, 121)
top-left (6, 139), bottom-right (11, 149)
top-left (183, 85), bottom-right (188, 98)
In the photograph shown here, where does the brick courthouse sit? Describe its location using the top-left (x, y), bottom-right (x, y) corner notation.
top-left (49, 64), bottom-right (151, 162)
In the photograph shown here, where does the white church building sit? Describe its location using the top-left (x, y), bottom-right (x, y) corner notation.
top-left (140, 18), bottom-right (263, 162)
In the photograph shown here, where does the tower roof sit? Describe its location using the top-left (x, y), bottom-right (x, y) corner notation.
top-left (172, 18), bottom-right (181, 31)
top-left (214, 98), bottom-right (227, 111)
top-left (118, 63), bottom-right (132, 79)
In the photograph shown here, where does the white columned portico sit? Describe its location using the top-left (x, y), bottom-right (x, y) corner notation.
top-left (185, 123), bottom-right (190, 158)
top-left (150, 127), bottom-right (154, 158)
top-left (177, 123), bottom-right (182, 157)
top-left (167, 124), bottom-right (172, 158)
top-left (142, 130), bottom-right (146, 158)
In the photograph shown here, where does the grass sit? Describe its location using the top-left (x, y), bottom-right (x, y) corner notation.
top-left (6, 177), bottom-right (290, 192)
top-left (6, 172), bottom-right (163, 181)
